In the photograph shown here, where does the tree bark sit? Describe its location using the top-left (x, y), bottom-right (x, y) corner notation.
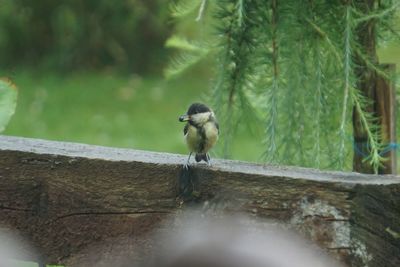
top-left (375, 64), bottom-right (397, 174)
top-left (352, 0), bottom-right (378, 173)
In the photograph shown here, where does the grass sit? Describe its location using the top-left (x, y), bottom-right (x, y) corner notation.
top-left (4, 69), bottom-right (264, 163)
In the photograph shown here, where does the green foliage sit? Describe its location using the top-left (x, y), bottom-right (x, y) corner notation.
top-left (164, 0), bottom-right (215, 79)
top-left (211, 0), bottom-right (263, 157)
top-left (164, 35), bottom-right (210, 78)
top-left (170, 0), bottom-right (200, 18)
top-left (167, 0), bottom-right (400, 173)
top-left (0, 79), bottom-right (17, 132)
top-left (0, 0), bottom-right (170, 73)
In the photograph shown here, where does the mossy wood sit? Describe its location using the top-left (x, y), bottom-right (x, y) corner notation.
top-left (0, 136), bottom-right (399, 266)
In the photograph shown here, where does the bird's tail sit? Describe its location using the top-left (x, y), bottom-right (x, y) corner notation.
top-left (195, 153), bottom-right (208, 163)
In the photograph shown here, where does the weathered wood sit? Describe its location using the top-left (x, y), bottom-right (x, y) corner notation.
top-left (376, 64), bottom-right (397, 174)
top-left (0, 135), bottom-right (399, 267)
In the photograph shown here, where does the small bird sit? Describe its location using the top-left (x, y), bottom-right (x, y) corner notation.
top-left (179, 103), bottom-right (219, 168)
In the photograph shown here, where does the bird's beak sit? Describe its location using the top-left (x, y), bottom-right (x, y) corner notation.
top-left (179, 114), bottom-right (190, 122)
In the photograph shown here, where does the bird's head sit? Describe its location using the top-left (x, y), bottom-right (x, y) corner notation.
top-left (179, 103), bottom-right (216, 126)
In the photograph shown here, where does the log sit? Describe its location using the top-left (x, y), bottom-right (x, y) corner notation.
top-left (0, 135), bottom-right (399, 267)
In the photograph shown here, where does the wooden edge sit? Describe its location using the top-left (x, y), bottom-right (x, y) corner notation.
top-left (0, 135), bottom-right (399, 185)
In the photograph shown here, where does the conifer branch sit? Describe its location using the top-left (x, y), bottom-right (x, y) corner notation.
top-left (166, 0), bottom-right (398, 172)
top-left (350, 88), bottom-right (384, 173)
top-left (353, 2), bottom-right (399, 24)
top-left (236, 0), bottom-right (244, 26)
top-left (213, 0), bottom-right (260, 158)
top-left (195, 0), bottom-right (208, 21)
top-left (353, 47), bottom-right (390, 79)
top-left (339, 5), bottom-right (353, 170)
top-left (170, 0), bottom-right (200, 18)
top-left (380, 20), bottom-right (400, 41)
top-left (313, 41), bottom-right (323, 168)
top-left (165, 35), bottom-right (209, 52)
top-left (164, 51), bottom-right (208, 78)
top-left (305, 18), bottom-right (342, 62)
top-left (264, 0), bottom-right (279, 162)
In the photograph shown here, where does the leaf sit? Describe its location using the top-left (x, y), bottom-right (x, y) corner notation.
top-left (0, 78), bottom-right (18, 132)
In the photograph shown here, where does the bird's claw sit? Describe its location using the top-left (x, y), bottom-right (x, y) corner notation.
top-left (206, 154), bottom-right (211, 166)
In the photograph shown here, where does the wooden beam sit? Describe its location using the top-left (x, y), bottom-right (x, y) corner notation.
top-left (0, 136), bottom-right (399, 267)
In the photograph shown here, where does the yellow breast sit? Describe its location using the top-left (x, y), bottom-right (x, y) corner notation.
top-left (185, 122), bottom-right (218, 153)
top-left (185, 125), bottom-right (199, 152)
top-left (203, 121), bottom-right (219, 152)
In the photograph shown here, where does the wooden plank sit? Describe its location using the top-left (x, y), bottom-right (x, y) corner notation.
top-left (0, 135), bottom-right (399, 267)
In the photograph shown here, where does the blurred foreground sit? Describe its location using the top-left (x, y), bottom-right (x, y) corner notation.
top-left (144, 212), bottom-right (343, 267)
top-left (0, 211), bottom-right (343, 267)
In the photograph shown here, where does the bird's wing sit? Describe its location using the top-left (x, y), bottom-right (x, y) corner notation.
top-left (216, 122), bottom-right (220, 134)
top-left (183, 123), bottom-right (189, 136)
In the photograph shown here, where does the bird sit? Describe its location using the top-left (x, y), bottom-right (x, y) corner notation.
top-left (179, 103), bottom-right (219, 168)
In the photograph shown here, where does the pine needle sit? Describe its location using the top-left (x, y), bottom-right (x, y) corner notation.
top-left (170, 0), bottom-right (200, 18)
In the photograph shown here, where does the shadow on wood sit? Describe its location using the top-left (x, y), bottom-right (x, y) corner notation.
top-left (0, 135), bottom-right (399, 266)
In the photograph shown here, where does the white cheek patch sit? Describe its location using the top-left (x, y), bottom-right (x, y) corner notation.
top-left (192, 112), bottom-right (212, 124)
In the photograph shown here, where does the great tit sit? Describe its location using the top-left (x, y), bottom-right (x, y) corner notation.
top-left (179, 103), bottom-right (219, 168)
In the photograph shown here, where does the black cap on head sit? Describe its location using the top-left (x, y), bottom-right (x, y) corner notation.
top-left (187, 103), bottom-right (211, 115)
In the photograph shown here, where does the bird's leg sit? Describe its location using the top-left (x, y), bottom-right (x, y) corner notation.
top-left (206, 153), bottom-right (211, 166)
top-left (184, 152), bottom-right (192, 169)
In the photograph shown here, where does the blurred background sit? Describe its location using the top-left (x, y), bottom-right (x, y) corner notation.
top-left (1, 0), bottom-right (399, 163)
